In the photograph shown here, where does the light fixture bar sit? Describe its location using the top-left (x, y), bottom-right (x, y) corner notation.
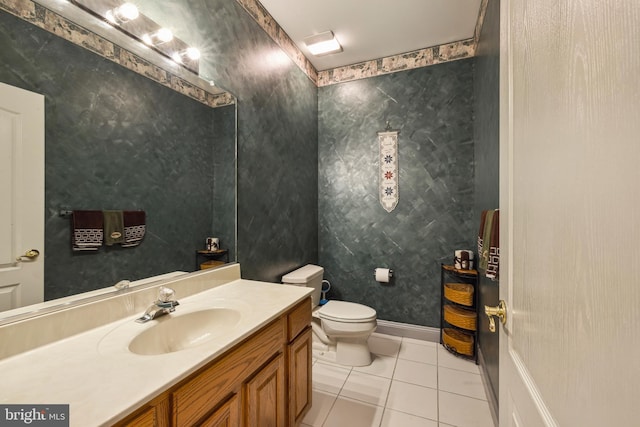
top-left (304, 31), bottom-right (342, 56)
top-left (70, 0), bottom-right (201, 74)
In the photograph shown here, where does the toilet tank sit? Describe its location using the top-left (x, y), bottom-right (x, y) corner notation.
top-left (282, 264), bottom-right (324, 307)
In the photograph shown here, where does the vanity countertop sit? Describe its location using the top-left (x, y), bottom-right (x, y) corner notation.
top-left (0, 279), bottom-right (312, 426)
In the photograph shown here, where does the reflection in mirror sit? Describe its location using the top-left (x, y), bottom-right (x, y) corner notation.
top-left (0, 0), bottom-right (237, 322)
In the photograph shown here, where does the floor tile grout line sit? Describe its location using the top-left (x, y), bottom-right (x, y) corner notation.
top-left (438, 388), bottom-right (490, 402)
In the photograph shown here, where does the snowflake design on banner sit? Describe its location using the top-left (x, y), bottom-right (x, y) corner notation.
top-left (378, 129), bottom-right (399, 212)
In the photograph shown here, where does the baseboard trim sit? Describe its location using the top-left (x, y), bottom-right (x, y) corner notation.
top-left (375, 319), bottom-right (440, 342)
top-left (478, 347), bottom-right (499, 427)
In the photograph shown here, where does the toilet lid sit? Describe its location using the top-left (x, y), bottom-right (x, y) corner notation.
top-left (318, 300), bottom-right (377, 323)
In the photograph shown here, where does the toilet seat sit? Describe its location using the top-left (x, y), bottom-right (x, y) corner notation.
top-left (318, 300), bottom-right (376, 323)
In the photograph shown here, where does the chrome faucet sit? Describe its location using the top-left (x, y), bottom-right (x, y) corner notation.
top-left (135, 286), bottom-right (180, 323)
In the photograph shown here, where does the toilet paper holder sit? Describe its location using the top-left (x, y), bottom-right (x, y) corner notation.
top-left (373, 268), bottom-right (393, 279)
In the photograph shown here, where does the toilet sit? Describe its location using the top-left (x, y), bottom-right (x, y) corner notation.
top-left (282, 264), bottom-right (377, 367)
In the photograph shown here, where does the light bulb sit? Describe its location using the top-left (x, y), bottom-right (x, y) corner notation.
top-left (156, 28), bottom-right (173, 43)
top-left (105, 3), bottom-right (139, 25)
top-left (186, 47), bottom-right (201, 60)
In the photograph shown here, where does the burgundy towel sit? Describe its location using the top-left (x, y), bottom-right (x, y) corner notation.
top-left (477, 210), bottom-right (489, 262)
top-left (122, 211), bottom-right (146, 247)
top-left (71, 210), bottom-right (103, 251)
top-left (486, 210), bottom-right (500, 280)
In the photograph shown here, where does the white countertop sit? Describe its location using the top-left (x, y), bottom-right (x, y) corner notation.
top-left (0, 279), bottom-right (312, 426)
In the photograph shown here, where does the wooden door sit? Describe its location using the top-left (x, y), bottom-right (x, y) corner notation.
top-left (245, 354), bottom-right (285, 427)
top-left (499, 0), bottom-right (640, 425)
top-left (0, 82), bottom-right (44, 312)
top-left (288, 328), bottom-right (312, 425)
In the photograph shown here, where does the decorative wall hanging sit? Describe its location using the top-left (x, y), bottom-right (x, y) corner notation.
top-left (378, 121), bottom-right (400, 212)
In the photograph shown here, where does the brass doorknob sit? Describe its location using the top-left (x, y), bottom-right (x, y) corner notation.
top-left (484, 300), bottom-right (507, 332)
top-left (16, 249), bottom-right (40, 262)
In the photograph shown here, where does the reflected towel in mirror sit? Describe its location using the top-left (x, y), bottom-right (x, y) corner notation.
top-left (71, 210), bottom-right (103, 251)
top-left (103, 210), bottom-right (125, 246)
top-left (122, 211), bottom-right (146, 247)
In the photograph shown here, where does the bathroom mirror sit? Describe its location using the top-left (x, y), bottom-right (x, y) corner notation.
top-left (0, 0), bottom-right (237, 322)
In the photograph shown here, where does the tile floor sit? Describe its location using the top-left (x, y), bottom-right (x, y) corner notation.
top-left (302, 333), bottom-right (494, 427)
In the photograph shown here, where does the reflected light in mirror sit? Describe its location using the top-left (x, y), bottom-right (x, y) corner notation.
top-left (172, 47), bottom-right (201, 64)
top-left (142, 28), bottom-right (173, 45)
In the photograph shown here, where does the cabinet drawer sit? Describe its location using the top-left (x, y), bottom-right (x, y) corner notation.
top-left (287, 298), bottom-right (311, 342)
top-left (172, 317), bottom-right (285, 426)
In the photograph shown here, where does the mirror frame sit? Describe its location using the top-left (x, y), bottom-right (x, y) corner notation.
top-left (0, 0), bottom-right (238, 325)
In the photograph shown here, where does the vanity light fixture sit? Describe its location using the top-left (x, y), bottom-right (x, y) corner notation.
top-left (105, 2), bottom-right (139, 25)
top-left (141, 28), bottom-right (174, 46)
top-left (303, 31), bottom-right (343, 56)
top-left (171, 47), bottom-right (201, 63)
top-left (70, 0), bottom-right (201, 74)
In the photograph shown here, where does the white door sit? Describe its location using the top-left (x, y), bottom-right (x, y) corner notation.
top-left (0, 82), bottom-right (45, 312)
top-left (498, 0), bottom-right (639, 426)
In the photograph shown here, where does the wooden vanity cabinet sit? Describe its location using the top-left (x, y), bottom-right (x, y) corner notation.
top-left (115, 297), bottom-right (312, 427)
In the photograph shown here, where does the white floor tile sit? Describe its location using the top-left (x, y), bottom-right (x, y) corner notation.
top-left (438, 391), bottom-right (493, 427)
top-left (399, 341), bottom-right (438, 365)
top-left (438, 367), bottom-right (486, 400)
top-left (402, 337), bottom-right (438, 347)
top-left (305, 333), bottom-right (491, 427)
top-left (313, 361), bottom-right (351, 394)
top-left (353, 354), bottom-right (397, 379)
top-left (323, 396), bottom-right (384, 427)
top-left (385, 380), bottom-right (438, 421)
top-left (380, 408), bottom-right (438, 427)
top-left (369, 333), bottom-right (402, 357)
top-left (302, 390), bottom-right (337, 427)
top-left (340, 371), bottom-right (391, 406)
top-left (393, 358), bottom-right (438, 389)
top-left (437, 345), bottom-right (480, 374)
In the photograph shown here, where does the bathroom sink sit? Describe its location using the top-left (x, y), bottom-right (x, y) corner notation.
top-left (128, 308), bottom-right (242, 355)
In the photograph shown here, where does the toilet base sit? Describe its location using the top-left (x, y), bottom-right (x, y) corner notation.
top-left (336, 337), bottom-right (372, 367)
top-left (312, 342), bottom-right (338, 364)
top-left (311, 332), bottom-right (372, 367)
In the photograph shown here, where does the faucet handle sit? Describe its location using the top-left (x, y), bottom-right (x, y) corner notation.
top-left (158, 286), bottom-right (176, 302)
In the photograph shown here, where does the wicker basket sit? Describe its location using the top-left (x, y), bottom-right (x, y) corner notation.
top-left (444, 283), bottom-right (474, 306)
top-left (442, 328), bottom-right (474, 356)
top-left (200, 260), bottom-right (225, 270)
top-left (443, 305), bottom-right (477, 331)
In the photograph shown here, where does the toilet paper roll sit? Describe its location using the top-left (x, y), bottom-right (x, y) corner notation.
top-left (454, 250), bottom-right (474, 270)
top-left (375, 268), bottom-right (392, 283)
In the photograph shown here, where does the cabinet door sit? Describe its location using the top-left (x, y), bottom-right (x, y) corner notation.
top-left (200, 394), bottom-right (240, 427)
top-left (116, 396), bottom-right (170, 427)
top-left (245, 354), bottom-right (286, 427)
top-left (288, 328), bottom-right (312, 426)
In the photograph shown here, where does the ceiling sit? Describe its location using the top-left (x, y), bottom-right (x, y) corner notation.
top-left (258, 0), bottom-right (483, 71)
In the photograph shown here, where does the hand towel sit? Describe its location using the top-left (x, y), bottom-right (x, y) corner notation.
top-left (486, 210), bottom-right (500, 280)
top-left (103, 210), bottom-right (125, 246)
top-left (122, 210), bottom-right (146, 247)
top-left (71, 210), bottom-right (103, 251)
top-left (477, 210), bottom-right (488, 262)
top-left (479, 210), bottom-right (495, 272)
